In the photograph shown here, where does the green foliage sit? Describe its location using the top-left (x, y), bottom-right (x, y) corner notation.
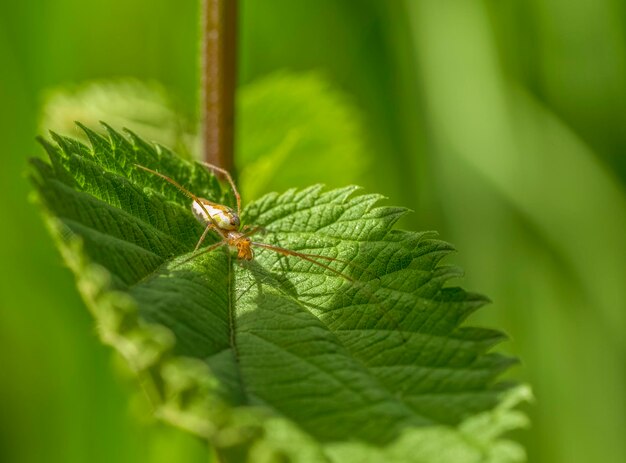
top-left (237, 72), bottom-right (368, 200)
top-left (31, 125), bottom-right (527, 462)
top-left (40, 80), bottom-right (195, 159)
top-left (41, 73), bottom-right (370, 204)
top-left (39, 71), bottom-right (372, 205)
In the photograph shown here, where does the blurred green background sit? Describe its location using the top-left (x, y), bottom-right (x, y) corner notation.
top-left (1, 1), bottom-right (625, 462)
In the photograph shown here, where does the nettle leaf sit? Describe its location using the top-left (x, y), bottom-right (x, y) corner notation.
top-left (31, 125), bottom-right (528, 463)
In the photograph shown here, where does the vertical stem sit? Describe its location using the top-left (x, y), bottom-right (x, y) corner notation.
top-left (200, 0), bottom-right (237, 172)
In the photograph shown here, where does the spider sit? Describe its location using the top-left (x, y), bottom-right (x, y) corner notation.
top-left (135, 163), bottom-right (359, 281)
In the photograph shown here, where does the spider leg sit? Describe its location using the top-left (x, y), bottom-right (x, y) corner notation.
top-left (134, 164), bottom-right (227, 239)
top-left (200, 162), bottom-right (241, 217)
top-left (195, 223), bottom-right (216, 251)
top-left (250, 241), bottom-right (379, 281)
top-left (174, 240), bottom-right (227, 268)
top-left (251, 241), bottom-right (406, 344)
top-left (250, 242), bottom-right (355, 282)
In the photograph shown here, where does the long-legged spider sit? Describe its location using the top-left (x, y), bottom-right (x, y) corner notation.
top-left (135, 163), bottom-right (362, 281)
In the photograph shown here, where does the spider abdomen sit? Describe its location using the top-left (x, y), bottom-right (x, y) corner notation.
top-left (192, 198), bottom-right (240, 231)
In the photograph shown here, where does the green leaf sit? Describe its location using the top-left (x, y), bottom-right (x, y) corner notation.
top-left (31, 124), bottom-right (527, 462)
top-left (237, 72), bottom-right (369, 200)
top-left (40, 79), bottom-right (195, 159)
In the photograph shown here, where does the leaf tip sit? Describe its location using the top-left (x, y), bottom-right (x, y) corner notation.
top-left (75, 120), bottom-right (103, 140)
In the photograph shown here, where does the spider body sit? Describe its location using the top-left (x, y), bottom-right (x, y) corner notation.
top-left (192, 198), bottom-right (240, 231)
top-left (135, 162), bottom-right (353, 275)
top-left (227, 231), bottom-right (254, 260)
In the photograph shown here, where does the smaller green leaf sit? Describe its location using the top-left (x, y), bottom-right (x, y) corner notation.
top-left (237, 72), bottom-right (369, 199)
top-left (40, 79), bottom-right (195, 158)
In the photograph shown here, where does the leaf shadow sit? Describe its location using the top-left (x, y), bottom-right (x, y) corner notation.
top-left (233, 256), bottom-right (426, 447)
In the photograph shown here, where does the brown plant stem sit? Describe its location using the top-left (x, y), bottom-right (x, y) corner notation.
top-left (200, 0), bottom-right (237, 172)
